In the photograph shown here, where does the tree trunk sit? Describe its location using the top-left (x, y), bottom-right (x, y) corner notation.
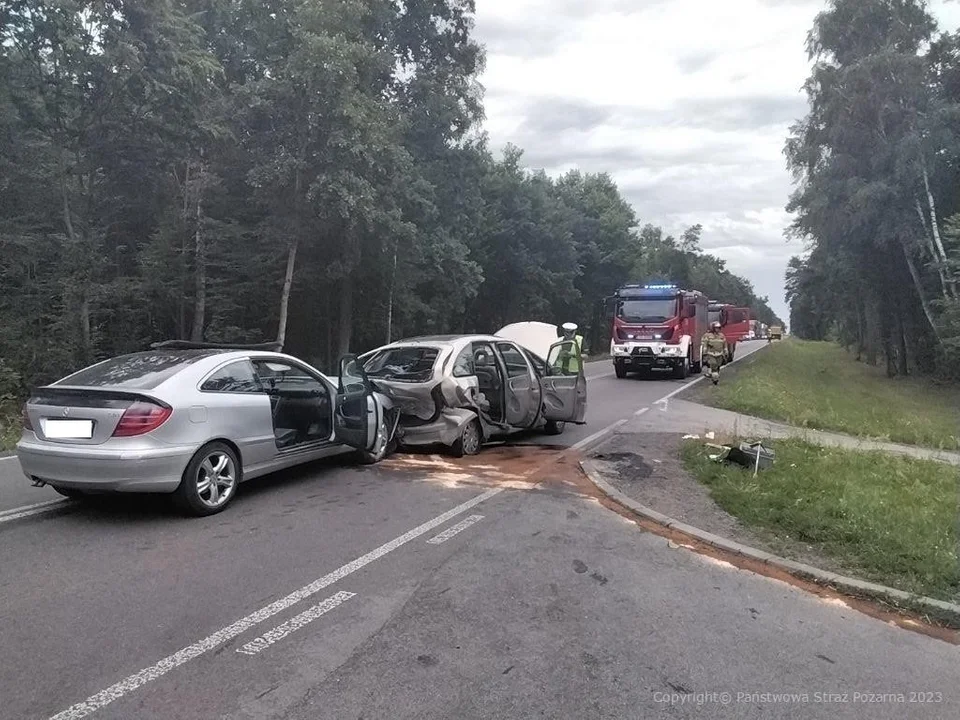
top-left (920, 157), bottom-right (955, 297)
top-left (896, 306), bottom-right (909, 376)
top-left (60, 163), bottom-right (92, 355)
top-left (275, 239), bottom-right (299, 350)
top-left (179, 162), bottom-right (191, 339)
top-left (337, 275), bottom-right (354, 358)
top-left (902, 243), bottom-right (941, 342)
top-left (385, 239), bottom-right (399, 344)
top-left (190, 160), bottom-right (206, 342)
top-left (863, 293), bottom-right (880, 366)
top-left (915, 197), bottom-right (951, 300)
top-left (79, 292), bottom-right (91, 358)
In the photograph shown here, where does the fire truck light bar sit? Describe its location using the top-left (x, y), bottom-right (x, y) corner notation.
top-left (643, 284), bottom-right (677, 290)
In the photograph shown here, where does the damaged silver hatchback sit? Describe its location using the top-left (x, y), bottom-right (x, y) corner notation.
top-left (360, 324), bottom-right (587, 456)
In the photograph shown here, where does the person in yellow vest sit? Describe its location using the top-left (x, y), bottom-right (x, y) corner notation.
top-left (554, 322), bottom-right (583, 374)
top-left (701, 321), bottom-right (727, 385)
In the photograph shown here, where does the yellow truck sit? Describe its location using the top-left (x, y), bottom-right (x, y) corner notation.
top-left (769, 325), bottom-right (783, 341)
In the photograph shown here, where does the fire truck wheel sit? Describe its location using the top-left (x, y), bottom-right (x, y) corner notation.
top-left (673, 356), bottom-right (690, 380)
top-left (614, 360), bottom-right (628, 379)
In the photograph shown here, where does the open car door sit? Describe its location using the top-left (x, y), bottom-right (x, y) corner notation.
top-left (334, 355), bottom-right (378, 452)
top-left (540, 340), bottom-right (587, 424)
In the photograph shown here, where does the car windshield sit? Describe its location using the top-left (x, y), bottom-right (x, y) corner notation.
top-left (55, 350), bottom-right (220, 389)
top-left (363, 346), bottom-right (440, 382)
top-left (618, 299), bottom-right (677, 324)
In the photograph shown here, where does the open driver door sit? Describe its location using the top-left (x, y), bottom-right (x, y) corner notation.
top-left (540, 339), bottom-right (587, 424)
top-left (334, 355), bottom-right (378, 452)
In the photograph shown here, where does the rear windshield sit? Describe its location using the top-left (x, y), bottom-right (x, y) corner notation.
top-left (56, 350), bottom-right (220, 389)
top-left (363, 346), bottom-right (440, 383)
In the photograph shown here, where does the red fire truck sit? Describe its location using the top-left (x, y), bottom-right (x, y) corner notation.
top-left (708, 303), bottom-right (751, 362)
top-left (610, 284), bottom-right (709, 379)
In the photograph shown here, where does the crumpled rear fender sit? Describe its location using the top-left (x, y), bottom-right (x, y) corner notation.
top-left (397, 408), bottom-right (479, 447)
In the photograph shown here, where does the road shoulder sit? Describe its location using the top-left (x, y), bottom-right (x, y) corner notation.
top-left (581, 436), bottom-right (960, 630)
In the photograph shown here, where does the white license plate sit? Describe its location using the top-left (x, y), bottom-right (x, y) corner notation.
top-left (43, 419), bottom-right (94, 439)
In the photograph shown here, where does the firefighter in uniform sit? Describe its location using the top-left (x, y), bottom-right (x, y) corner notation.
top-left (554, 322), bottom-right (583, 374)
top-left (701, 321), bottom-right (727, 385)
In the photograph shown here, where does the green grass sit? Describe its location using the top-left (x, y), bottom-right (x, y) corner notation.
top-left (682, 439), bottom-right (960, 601)
top-left (0, 404), bottom-right (20, 453)
top-left (707, 339), bottom-right (960, 449)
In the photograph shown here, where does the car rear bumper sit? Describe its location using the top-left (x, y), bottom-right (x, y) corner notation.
top-left (16, 436), bottom-right (194, 493)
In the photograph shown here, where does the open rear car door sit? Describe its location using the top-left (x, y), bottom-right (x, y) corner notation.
top-left (334, 355), bottom-right (377, 452)
top-left (540, 340), bottom-right (587, 424)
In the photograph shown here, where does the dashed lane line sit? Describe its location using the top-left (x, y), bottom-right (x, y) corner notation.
top-left (48, 486), bottom-right (504, 720)
top-left (426, 514), bottom-right (484, 544)
top-left (236, 591), bottom-right (356, 656)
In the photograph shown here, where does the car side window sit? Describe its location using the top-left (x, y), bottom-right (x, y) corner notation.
top-left (252, 360), bottom-right (326, 395)
top-left (496, 342), bottom-right (531, 379)
top-left (201, 360), bottom-right (262, 393)
top-left (452, 346), bottom-right (475, 377)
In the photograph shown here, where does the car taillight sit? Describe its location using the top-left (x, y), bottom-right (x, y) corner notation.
top-left (21, 404), bottom-right (33, 431)
top-left (112, 401), bottom-right (172, 437)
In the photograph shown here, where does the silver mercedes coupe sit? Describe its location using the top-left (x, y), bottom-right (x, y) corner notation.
top-left (16, 343), bottom-right (397, 516)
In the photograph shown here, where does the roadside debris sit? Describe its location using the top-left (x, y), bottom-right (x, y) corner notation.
top-left (706, 440), bottom-right (775, 476)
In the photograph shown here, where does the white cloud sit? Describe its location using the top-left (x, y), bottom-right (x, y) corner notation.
top-left (472, 0), bottom-right (960, 322)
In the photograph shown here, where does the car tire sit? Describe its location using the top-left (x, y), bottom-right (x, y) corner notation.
top-left (544, 420), bottom-right (566, 436)
top-left (614, 361), bottom-right (628, 379)
top-left (673, 356), bottom-right (690, 380)
top-left (357, 412), bottom-right (391, 465)
top-left (52, 486), bottom-right (85, 500)
top-left (174, 442), bottom-right (241, 517)
top-left (451, 419), bottom-right (482, 457)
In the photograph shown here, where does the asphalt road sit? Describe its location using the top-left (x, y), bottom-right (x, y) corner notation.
top-left (4, 340), bottom-right (958, 720)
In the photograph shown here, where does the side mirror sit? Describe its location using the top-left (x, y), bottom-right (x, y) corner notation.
top-left (684, 304), bottom-right (696, 319)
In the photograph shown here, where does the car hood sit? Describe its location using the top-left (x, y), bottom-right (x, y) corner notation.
top-left (495, 321), bottom-right (559, 361)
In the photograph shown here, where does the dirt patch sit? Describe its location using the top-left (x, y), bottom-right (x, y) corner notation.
top-left (588, 432), bottom-right (882, 588)
top-left (590, 432), bottom-right (767, 544)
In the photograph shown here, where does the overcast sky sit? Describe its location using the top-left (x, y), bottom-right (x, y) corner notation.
top-left (471, 0), bottom-right (960, 323)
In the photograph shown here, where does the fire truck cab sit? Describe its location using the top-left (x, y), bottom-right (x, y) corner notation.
top-left (610, 284), bottom-right (709, 379)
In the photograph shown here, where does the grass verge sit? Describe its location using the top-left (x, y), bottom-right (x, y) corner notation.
top-left (705, 339), bottom-right (960, 449)
top-left (0, 404), bottom-right (20, 453)
top-left (681, 439), bottom-right (960, 601)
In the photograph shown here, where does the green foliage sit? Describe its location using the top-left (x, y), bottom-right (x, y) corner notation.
top-left (682, 439), bottom-right (960, 601)
top-left (0, 0), bottom-right (780, 388)
top-left (786, 1), bottom-right (960, 375)
top-left (704, 339), bottom-right (960, 449)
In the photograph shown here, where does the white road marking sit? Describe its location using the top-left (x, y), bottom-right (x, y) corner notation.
top-left (236, 591), bottom-right (355, 656)
top-left (570, 342), bottom-right (769, 452)
top-left (0, 499), bottom-right (70, 524)
top-left (655, 375), bottom-right (705, 405)
top-left (571, 419), bottom-right (629, 451)
top-left (426, 514), bottom-right (484, 544)
top-left (0, 455), bottom-right (18, 463)
top-left (48, 486), bottom-right (503, 720)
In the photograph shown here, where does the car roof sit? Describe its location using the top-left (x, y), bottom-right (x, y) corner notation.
top-left (50, 349), bottom-right (316, 392)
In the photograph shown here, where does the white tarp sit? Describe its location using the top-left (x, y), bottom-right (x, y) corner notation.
top-left (495, 321), bottom-right (560, 361)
